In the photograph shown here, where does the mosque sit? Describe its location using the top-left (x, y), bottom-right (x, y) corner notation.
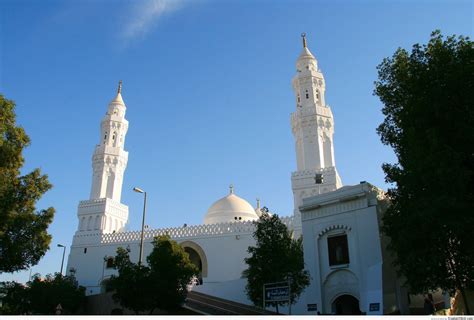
top-left (66, 35), bottom-right (410, 315)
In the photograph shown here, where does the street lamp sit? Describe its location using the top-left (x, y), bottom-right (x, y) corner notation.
top-left (133, 187), bottom-right (147, 266)
top-left (57, 244), bottom-right (66, 276)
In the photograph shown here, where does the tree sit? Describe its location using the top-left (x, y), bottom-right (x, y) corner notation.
top-left (0, 94), bottom-right (55, 273)
top-left (0, 272), bottom-right (86, 315)
top-left (108, 236), bottom-right (198, 314)
top-left (107, 247), bottom-right (155, 314)
top-left (375, 31), bottom-right (474, 314)
top-left (243, 211), bottom-right (309, 313)
top-left (0, 281), bottom-right (29, 314)
top-left (146, 235), bottom-right (198, 311)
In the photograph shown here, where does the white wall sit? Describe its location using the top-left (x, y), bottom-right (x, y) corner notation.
top-left (300, 183), bottom-right (387, 315)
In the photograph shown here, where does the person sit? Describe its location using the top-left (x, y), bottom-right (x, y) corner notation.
top-left (424, 295), bottom-right (435, 314)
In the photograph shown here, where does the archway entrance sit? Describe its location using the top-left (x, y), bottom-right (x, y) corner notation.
top-left (331, 295), bottom-right (361, 315)
top-left (180, 241), bottom-right (208, 285)
top-left (184, 247), bottom-right (203, 284)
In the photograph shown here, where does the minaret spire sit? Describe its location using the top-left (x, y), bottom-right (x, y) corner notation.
top-left (117, 80), bottom-right (122, 94)
top-left (229, 184), bottom-right (234, 194)
top-left (301, 32), bottom-right (307, 48)
top-left (291, 33), bottom-right (342, 223)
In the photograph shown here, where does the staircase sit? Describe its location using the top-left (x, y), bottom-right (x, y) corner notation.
top-left (184, 291), bottom-right (276, 315)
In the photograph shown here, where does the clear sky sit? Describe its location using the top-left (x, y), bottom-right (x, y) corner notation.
top-left (0, 0), bottom-right (472, 283)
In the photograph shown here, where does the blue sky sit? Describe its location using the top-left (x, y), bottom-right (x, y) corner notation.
top-left (0, 0), bottom-right (472, 283)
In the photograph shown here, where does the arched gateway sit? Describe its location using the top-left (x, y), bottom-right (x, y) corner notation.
top-left (331, 294), bottom-right (361, 315)
top-left (179, 241), bottom-right (208, 283)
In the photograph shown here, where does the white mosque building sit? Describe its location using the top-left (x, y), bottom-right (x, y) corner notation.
top-left (66, 35), bottom-right (408, 315)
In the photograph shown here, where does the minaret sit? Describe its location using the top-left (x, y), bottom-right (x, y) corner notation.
top-left (75, 81), bottom-right (130, 234)
top-left (291, 34), bottom-right (342, 220)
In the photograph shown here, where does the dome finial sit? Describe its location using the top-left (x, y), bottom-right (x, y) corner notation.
top-left (301, 32), bottom-right (307, 48)
top-left (256, 198), bottom-right (260, 209)
top-left (229, 184), bottom-right (234, 194)
top-left (117, 80), bottom-right (122, 94)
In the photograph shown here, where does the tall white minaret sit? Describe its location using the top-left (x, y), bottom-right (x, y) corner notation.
top-left (75, 81), bottom-right (130, 234)
top-left (291, 34), bottom-right (342, 220)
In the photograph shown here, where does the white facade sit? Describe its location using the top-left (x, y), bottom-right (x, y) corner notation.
top-left (299, 183), bottom-right (385, 314)
top-left (66, 35), bottom-right (400, 315)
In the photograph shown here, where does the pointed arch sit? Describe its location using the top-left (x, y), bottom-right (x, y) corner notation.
top-left (95, 215), bottom-right (101, 230)
top-left (323, 133), bottom-right (333, 167)
top-left (87, 216), bottom-right (93, 231)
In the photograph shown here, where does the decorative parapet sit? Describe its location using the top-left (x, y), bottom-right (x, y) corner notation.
top-left (79, 198), bottom-right (107, 206)
top-left (98, 216), bottom-right (296, 245)
top-left (291, 167), bottom-right (336, 178)
top-left (78, 198), bottom-right (128, 217)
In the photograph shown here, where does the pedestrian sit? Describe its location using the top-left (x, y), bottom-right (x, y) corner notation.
top-left (424, 296), bottom-right (435, 315)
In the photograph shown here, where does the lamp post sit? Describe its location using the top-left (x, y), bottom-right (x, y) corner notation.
top-left (57, 244), bottom-right (66, 276)
top-left (133, 187), bottom-right (147, 266)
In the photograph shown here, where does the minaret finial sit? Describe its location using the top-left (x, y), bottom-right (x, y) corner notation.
top-left (229, 184), bottom-right (234, 194)
top-left (118, 80), bottom-right (122, 94)
top-left (301, 32), bottom-right (307, 48)
top-left (256, 198), bottom-right (260, 209)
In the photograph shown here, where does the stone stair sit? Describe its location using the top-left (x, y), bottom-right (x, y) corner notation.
top-left (184, 291), bottom-right (276, 315)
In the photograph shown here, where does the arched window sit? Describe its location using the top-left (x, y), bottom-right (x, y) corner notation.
top-left (112, 132), bottom-right (118, 147)
top-left (106, 257), bottom-right (115, 269)
top-left (328, 234), bottom-right (350, 266)
top-left (104, 132), bottom-right (108, 141)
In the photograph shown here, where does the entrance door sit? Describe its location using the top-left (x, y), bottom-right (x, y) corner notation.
top-left (331, 295), bottom-right (361, 315)
top-left (184, 247), bottom-right (203, 284)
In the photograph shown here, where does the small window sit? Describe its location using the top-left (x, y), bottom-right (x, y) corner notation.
top-left (297, 96), bottom-right (300, 103)
top-left (106, 257), bottom-right (114, 269)
top-left (328, 234), bottom-right (350, 266)
top-left (104, 132), bottom-right (108, 140)
top-left (305, 90), bottom-right (309, 99)
top-left (315, 173), bottom-right (324, 184)
top-left (84, 248), bottom-right (87, 254)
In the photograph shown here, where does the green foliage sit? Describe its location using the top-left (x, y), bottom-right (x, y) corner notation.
top-left (375, 31), bottom-right (474, 302)
top-left (243, 212), bottom-right (310, 309)
top-left (107, 247), bottom-right (155, 314)
top-left (0, 94), bottom-right (55, 273)
top-left (0, 281), bottom-right (29, 314)
top-left (0, 272), bottom-right (86, 315)
top-left (108, 236), bottom-right (198, 314)
top-left (146, 235), bottom-right (199, 311)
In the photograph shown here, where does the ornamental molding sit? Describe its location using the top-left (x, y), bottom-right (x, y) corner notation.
top-left (301, 197), bottom-right (367, 221)
top-left (317, 224), bottom-right (352, 239)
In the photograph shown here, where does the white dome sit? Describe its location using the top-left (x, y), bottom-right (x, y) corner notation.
top-left (204, 190), bottom-right (259, 225)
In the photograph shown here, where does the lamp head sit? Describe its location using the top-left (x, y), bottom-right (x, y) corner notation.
top-left (133, 187), bottom-right (144, 193)
top-left (57, 244), bottom-right (65, 248)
